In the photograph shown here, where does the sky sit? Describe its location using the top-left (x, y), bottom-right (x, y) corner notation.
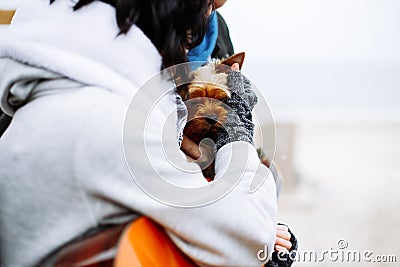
top-left (218, 0), bottom-right (400, 122)
top-left (219, 0), bottom-right (400, 65)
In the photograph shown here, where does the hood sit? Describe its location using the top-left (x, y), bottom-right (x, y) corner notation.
top-left (0, 58), bottom-right (84, 116)
top-left (0, 0), bottom-right (162, 99)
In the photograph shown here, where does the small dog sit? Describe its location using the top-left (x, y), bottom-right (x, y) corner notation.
top-left (180, 52), bottom-right (245, 180)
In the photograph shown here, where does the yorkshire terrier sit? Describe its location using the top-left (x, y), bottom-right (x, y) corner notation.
top-left (179, 52), bottom-right (245, 180)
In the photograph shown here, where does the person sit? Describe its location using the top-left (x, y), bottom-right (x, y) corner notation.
top-left (0, 0), bottom-right (279, 266)
top-left (187, 0), bottom-right (233, 63)
top-left (0, 0), bottom-right (234, 137)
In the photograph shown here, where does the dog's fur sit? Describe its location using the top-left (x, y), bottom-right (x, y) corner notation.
top-left (180, 53), bottom-right (245, 179)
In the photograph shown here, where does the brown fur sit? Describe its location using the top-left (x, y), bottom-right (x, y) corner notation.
top-left (181, 53), bottom-right (245, 180)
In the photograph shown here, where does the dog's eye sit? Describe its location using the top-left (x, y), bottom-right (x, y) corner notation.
top-left (218, 96), bottom-right (227, 102)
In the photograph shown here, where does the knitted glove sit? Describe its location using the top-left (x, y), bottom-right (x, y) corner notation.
top-left (215, 70), bottom-right (258, 150)
top-left (264, 223), bottom-right (298, 267)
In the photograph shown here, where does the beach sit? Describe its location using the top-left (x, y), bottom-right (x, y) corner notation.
top-left (276, 122), bottom-right (400, 266)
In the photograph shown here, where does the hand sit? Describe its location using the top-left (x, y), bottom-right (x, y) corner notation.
top-left (180, 134), bottom-right (201, 160)
top-left (181, 134), bottom-right (216, 180)
top-left (275, 224), bottom-right (292, 254)
top-left (264, 224), bottom-right (298, 267)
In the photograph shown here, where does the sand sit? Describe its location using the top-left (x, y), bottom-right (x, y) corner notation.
top-left (276, 122), bottom-right (400, 266)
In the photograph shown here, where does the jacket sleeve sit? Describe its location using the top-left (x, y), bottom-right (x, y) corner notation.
top-left (77, 88), bottom-right (277, 267)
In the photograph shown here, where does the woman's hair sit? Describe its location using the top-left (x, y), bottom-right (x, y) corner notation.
top-left (50, 0), bottom-right (212, 69)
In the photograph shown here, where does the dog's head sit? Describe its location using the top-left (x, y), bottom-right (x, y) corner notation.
top-left (188, 66), bottom-right (230, 101)
top-left (183, 52), bottom-right (245, 143)
top-left (180, 52), bottom-right (245, 101)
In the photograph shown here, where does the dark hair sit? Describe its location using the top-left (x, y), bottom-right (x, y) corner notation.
top-left (50, 0), bottom-right (211, 70)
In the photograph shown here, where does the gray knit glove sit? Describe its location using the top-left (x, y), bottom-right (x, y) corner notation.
top-left (215, 71), bottom-right (258, 150)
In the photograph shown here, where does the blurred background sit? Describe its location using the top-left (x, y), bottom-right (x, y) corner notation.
top-left (220, 0), bottom-right (400, 266)
top-left (1, 0), bottom-right (399, 265)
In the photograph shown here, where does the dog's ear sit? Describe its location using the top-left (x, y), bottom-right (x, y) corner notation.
top-left (176, 84), bottom-right (189, 101)
top-left (220, 52), bottom-right (245, 70)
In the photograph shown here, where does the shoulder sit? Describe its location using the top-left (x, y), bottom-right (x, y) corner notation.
top-left (212, 11), bottom-right (234, 59)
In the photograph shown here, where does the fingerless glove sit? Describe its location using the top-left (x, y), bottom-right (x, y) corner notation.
top-left (215, 70), bottom-right (258, 150)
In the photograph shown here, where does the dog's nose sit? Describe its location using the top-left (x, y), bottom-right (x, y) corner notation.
top-left (205, 115), bottom-right (218, 125)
